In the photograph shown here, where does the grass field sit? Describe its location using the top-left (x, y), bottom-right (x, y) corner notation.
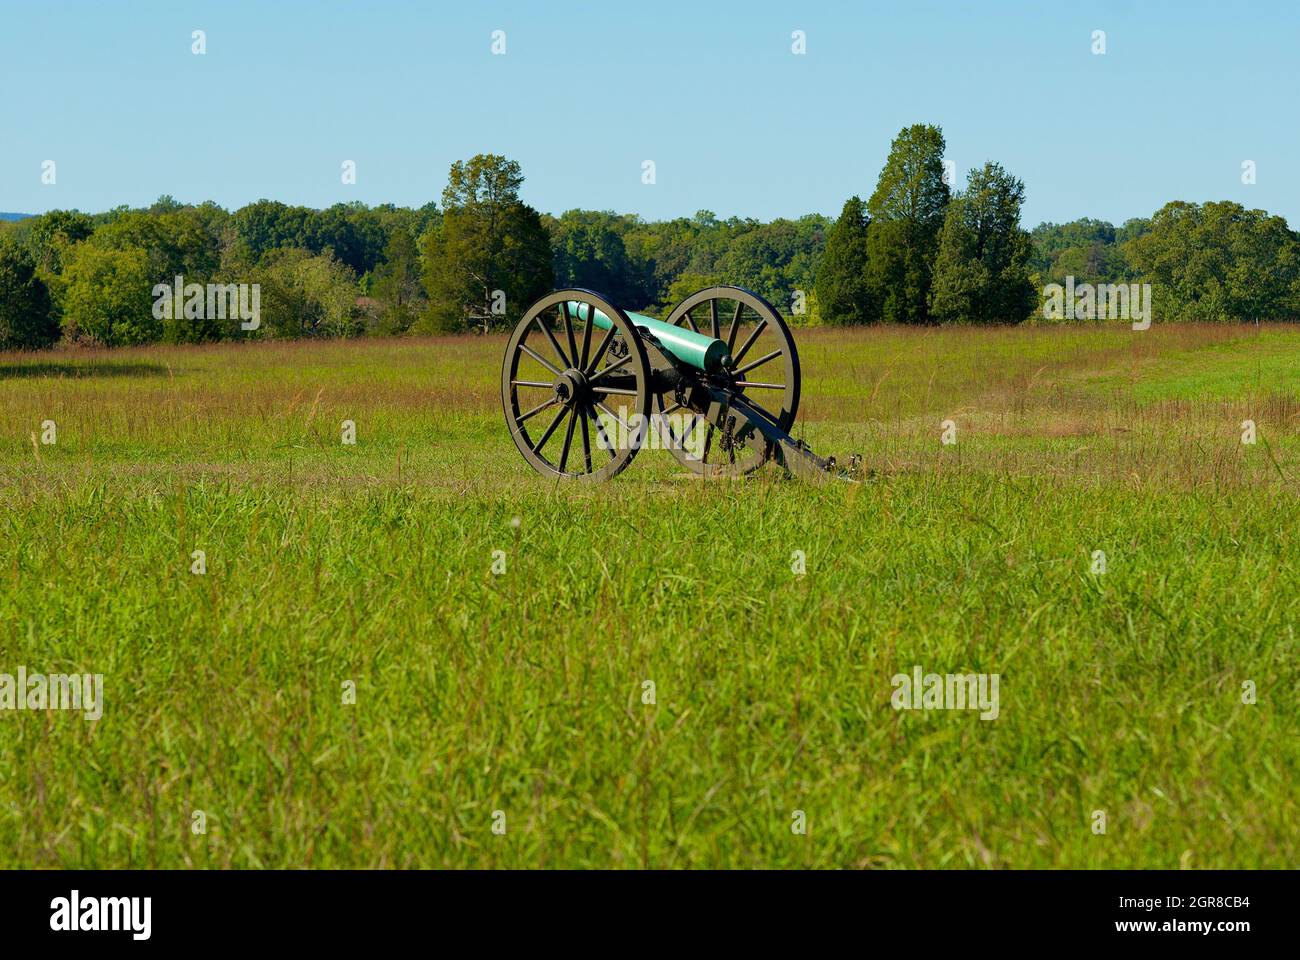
top-left (1, 322), bottom-right (1297, 868)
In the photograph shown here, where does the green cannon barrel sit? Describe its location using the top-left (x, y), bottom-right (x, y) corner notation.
top-left (566, 301), bottom-right (730, 373)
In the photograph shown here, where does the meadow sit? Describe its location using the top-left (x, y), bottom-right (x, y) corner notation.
top-left (0, 322), bottom-right (1297, 868)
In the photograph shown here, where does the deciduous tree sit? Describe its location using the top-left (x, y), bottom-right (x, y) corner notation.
top-left (421, 155), bottom-right (552, 332)
top-left (865, 124), bottom-right (950, 324)
top-left (929, 162), bottom-right (1035, 323)
top-left (60, 243), bottom-right (155, 345)
top-left (0, 242), bottom-right (57, 349)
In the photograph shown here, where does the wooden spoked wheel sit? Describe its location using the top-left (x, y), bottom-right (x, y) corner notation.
top-left (501, 289), bottom-right (652, 480)
top-left (656, 285), bottom-right (800, 477)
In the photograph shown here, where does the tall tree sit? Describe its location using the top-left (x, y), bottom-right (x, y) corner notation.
top-left (0, 242), bottom-right (57, 349)
top-left (816, 196), bottom-right (872, 324)
top-left (929, 162), bottom-right (1035, 323)
top-left (865, 124), bottom-right (951, 324)
top-left (421, 155), bottom-right (553, 332)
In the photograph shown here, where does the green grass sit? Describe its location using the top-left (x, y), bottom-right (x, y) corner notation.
top-left (1, 323), bottom-right (1297, 868)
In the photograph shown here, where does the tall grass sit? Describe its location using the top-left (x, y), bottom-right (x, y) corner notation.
top-left (0, 324), bottom-right (1296, 867)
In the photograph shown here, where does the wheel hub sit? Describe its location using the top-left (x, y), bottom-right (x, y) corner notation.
top-left (554, 368), bottom-right (588, 406)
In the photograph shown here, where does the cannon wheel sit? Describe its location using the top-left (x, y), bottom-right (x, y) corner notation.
top-left (502, 289), bottom-right (652, 481)
top-left (656, 285), bottom-right (800, 477)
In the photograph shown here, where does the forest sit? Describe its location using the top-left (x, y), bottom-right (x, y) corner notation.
top-left (2, 124), bottom-right (1299, 351)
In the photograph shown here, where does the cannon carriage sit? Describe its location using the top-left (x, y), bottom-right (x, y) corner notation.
top-left (500, 285), bottom-right (856, 481)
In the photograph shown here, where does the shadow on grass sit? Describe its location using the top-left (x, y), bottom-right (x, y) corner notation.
top-left (0, 362), bottom-right (173, 380)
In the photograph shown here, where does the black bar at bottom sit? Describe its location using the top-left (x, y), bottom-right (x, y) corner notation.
top-left (0, 868), bottom-right (1283, 946)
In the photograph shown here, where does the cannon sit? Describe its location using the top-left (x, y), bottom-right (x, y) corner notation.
top-left (500, 286), bottom-right (858, 481)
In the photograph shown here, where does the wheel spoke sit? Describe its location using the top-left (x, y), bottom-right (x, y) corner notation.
top-left (656, 394), bottom-right (682, 449)
top-left (519, 342), bottom-right (563, 378)
top-left (579, 308), bottom-right (594, 369)
top-left (681, 308), bottom-right (699, 334)
top-left (595, 401), bottom-right (633, 435)
top-left (588, 353), bottom-right (632, 383)
top-left (586, 327), bottom-right (616, 375)
top-left (726, 300), bottom-right (743, 352)
top-left (558, 405), bottom-right (578, 472)
top-left (580, 402), bottom-right (592, 472)
top-left (699, 423), bottom-right (714, 463)
top-left (511, 379), bottom-right (552, 389)
top-left (517, 396), bottom-right (558, 424)
top-left (733, 349), bottom-right (782, 377)
top-left (587, 404), bottom-right (617, 459)
top-left (732, 319), bottom-right (768, 367)
top-left (535, 314), bottom-right (571, 368)
top-left (560, 305), bottom-right (580, 372)
top-left (735, 381), bottom-right (786, 390)
top-left (533, 405), bottom-right (569, 455)
top-left (709, 299), bottom-right (720, 339)
top-left (681, 413), bottom-right (703, 446)
top-left (594, 386), bottom-right (638, 397)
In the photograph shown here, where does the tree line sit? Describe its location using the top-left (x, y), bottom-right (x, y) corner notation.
top-left (2, 125), bottom-right (1299, 351)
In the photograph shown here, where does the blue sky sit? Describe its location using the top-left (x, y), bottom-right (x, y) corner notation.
top-left (3, 0), bottom-right (1298, 227)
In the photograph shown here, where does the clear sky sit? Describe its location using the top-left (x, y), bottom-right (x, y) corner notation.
top-left (3, 0), bottom-right (1298, 227)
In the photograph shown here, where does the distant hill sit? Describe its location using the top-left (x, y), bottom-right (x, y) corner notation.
top-left (0, 212), bottom-right (31, 221)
